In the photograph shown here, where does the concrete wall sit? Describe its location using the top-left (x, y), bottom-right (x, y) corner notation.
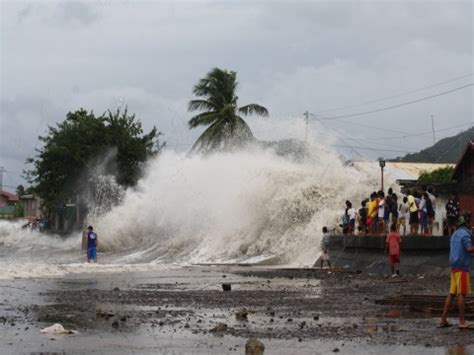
top-left (325, 235), bottom-right (453, 275)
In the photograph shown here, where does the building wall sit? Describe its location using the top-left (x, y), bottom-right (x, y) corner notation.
top-left (0, 195), bottom-right (7, 208)
top-left (457, 193), bottom-right (474, 217)
top-left (455, 147), bottom-right (474, 216)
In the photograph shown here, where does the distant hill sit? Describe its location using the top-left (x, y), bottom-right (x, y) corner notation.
top-left (394, 126), bottom-right (474, 163)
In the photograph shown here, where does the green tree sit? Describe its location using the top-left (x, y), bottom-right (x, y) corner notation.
top-left (188, 68), bottom-right (268, 151)
top-left (26, 108), bottom-right (164, 213)
top-left (418, 166), bottom-right (455, 184)
top-left (16, 184), bottom-right (25, 197)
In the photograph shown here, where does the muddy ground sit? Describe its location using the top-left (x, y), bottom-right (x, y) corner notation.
top-left (0, 266), bottom-right (473, 354)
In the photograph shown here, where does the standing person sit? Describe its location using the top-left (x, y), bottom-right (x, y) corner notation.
top-left (368, 192), bottom-right (378, 234)
top-left (384, 188), bottom-right (394, 229)
top-left (419, 193), bottom-right (428, 235)
top-left (358, 200), bottom-right (368, 235)
top-left (386, 223), bottom-right (401, 277)
top-left (86, 225), bottom-right (98, 263)
top-left (425, 192), bottom-right (435, 236)
top-left (446, 194), bottom-right (460, 236)
top-left (346, 200), bottom-right (356, 235)
top-left (398, 196), bottom-right (409, 236)
top-left (317, 226), bottom-right (332, 270)
top-left (439, 212), bottom-right (474, 329)
top-left (407, 190), bottom-right (419, 235)
top-left (377, 191), bottom-right (385, 235)
top-left (427, 188), bottom-right (436, 235)
top-left (391, 193), bottom-right (399, 227)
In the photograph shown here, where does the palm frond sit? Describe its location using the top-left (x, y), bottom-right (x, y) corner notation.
top-left (188, 99), bottom-right (216, 112)
top-left (191, 68), bottom-right (238, 111)
top-left (233, 115), bottom-right (254, 141)
top-left (238, 104), bottom-right (269, 117)
top-left (192, 118), bottom-right (227, 151)
top-left (188, 112), bottom-right (220, 129)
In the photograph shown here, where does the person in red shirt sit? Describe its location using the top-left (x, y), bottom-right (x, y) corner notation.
top-left (386, 223), bottom-right (401, 276)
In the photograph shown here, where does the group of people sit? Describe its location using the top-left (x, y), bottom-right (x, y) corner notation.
top-left (342, 187), bottom-right (461, 237)
top-left (320, 211), bottom-right (473, 329)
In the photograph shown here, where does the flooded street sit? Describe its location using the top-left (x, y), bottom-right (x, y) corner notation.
top-left (1, 266), bottom-right (473, 354)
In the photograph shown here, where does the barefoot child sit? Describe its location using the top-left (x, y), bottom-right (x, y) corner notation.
top-left (386, 223), bottom-right (401, 276)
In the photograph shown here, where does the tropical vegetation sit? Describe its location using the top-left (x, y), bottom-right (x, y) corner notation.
top-left (418, 166), bottom-right (455, 184)
top-left (188, 67), bottom-right (268, 151)
top-left (26, 108), bottom-right (164, 213)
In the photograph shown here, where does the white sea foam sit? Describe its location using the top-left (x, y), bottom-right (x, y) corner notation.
top-left (93, 143), bottom-right (388, 266)
top-left (1, 140), bottom-right (396, 279)
top-left (0, 261), bottom-right (172, 280)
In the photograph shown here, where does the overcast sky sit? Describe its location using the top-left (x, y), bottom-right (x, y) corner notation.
top-left (1, 0), bottom-right (473, 191)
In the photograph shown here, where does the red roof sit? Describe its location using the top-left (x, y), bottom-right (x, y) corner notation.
top-left (0, 190), bottom-right (19, 202)
top-left (453, 140), bottom-right (474, 180)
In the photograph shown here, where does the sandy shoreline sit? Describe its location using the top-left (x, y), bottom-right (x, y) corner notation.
top-left (1, 266), bottom-right (473, 354)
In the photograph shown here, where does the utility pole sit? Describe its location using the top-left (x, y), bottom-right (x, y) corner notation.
top-left (431, 115), bottom-right (436, 145)
top-left (304, 111), bottom-right (309, 144)
top-left (0, 166), bottom-right (5, 191)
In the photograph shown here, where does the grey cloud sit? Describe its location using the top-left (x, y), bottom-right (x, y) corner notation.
top-left (1, 1), bottom-right (473, 188)
top-left (12, 1), bottom-right (100, 28)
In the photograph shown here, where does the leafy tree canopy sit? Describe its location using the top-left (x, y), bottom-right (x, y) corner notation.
top-left (16, 185), bottom-right (25, 197)
top-left (188, 67), bottom-right (268, 151)
top-left (418, 166), bottom-right (455, 184)
top-left (26, 108), bottom-right (164, 212)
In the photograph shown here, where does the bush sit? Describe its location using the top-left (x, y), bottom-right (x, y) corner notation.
top-left (418, 166), bottom-right (455, 184)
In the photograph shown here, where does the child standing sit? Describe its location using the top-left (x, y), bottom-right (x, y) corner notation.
top-left (86, 225), bottom-right (98, 263)
top-left (386, 223), bottom-right (401, 276)
top-left (317, 226), bottom-right (331, 270)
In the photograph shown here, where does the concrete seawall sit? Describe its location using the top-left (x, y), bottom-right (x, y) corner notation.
top-left (327, 235), bottom-right (453, 275)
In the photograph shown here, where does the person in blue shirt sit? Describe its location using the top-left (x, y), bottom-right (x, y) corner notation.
top-left (439, 212), bottom-right (474, 329)
top-left (86, 225), bottom-right (98, 263)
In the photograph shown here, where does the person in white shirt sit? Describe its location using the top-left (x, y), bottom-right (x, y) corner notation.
top-left (346, 200), bottom-right (356, 235)
top-left (398, 196), bottom-right (409, 236)
top-left (377, 191), bottom-right (385, 235)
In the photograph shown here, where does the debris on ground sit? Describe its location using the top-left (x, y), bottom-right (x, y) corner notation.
top-left (210, 323), bottom-right (228, 333)
top-left (40, 323), bottom-right (77, 335)
top-left (236, 308), bottom-right (248, 321)
top-left (245, 336), bottom-right (265, 355)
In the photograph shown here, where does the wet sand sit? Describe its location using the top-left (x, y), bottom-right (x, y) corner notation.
top-left (0, 266), bottom-right (473, 354)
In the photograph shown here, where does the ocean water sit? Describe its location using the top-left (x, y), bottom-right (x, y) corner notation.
top-left (0, 143), bottom-right (388, 279)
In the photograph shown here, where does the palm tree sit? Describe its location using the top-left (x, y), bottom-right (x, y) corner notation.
top-left (188, 68), bottom-right (268, 151)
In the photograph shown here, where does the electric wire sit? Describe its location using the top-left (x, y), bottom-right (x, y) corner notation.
top-left (310, 83), bottom-right (473, 121)
top-left (317, 73), bottom-right (473, 114)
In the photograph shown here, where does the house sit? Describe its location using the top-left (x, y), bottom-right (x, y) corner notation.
top-left (21, 194), bottom-right (42, 220)
top-left (0, 190), bottom-right (19, 208)
top-left (453, 140), bottom-right (474, 216)
top-left (0, 190), bottom-right (19, 219)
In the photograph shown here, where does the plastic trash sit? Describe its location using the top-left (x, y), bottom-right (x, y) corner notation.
top-left (40, 323), bottom-right (77, 334)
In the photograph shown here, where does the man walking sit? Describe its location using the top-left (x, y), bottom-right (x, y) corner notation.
top-left (439, 212), bottom-right (474, 329)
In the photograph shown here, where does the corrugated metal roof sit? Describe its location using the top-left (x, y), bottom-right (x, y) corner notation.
top-left (0, 190), bottom-right (19, 202)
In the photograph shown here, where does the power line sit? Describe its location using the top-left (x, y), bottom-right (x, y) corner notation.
top-left (317, 72), bottom-right (473, 114)
top-left (310, 115), bottom-right (410, 135)
top-left (315, 121), bottom-right (472, 142)
top-left (311, 83), bottom-right (473, 121)
top-left (331, 145), bottom-right (412, 153)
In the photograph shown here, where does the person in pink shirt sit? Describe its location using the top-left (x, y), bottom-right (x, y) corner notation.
top-left (386, 223), bottom-right (401, 277)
